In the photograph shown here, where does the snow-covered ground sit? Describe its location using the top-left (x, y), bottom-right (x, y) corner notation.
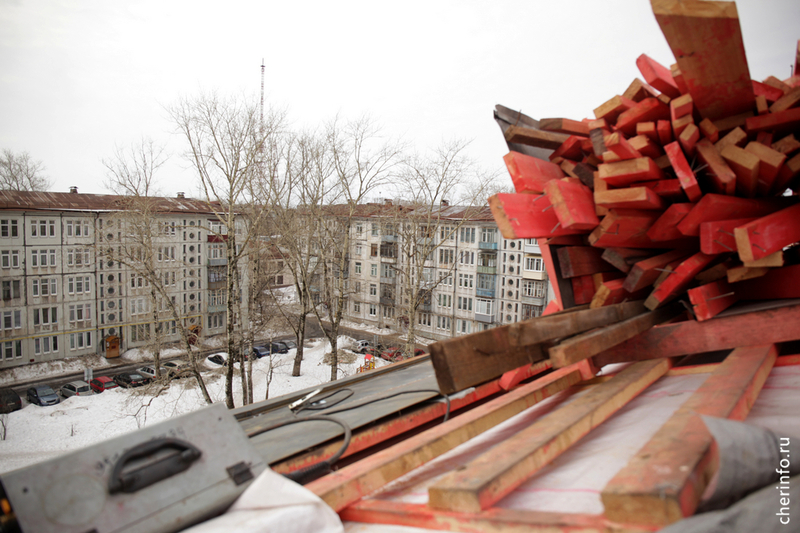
top-left (0, 335), bottom-right (388, 474)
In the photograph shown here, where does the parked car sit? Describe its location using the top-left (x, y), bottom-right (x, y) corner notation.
top-left (137, 365), bottom-right (169, 380)
top-left (268, 342), bottom-right (289, 354)
top-left (89, 376), bottom-right (119, 393)
top-left (163, 361), bottom-right (192, 378)
top-left (0, 388), bottom-right (22, 413)
top-left (114, 372), bottom-right (150, 388)
top-left (380, 347), bottom-right (405, 362)
top-left (252, 345), bottom-right (270, 359)
top-left (355, 340), bottom-right (371, 353)
top-left (60, 381), bottom-right (93, 398)
top-left (282, 339), bottom-right (297, 351)
top-left (207, 353), bottom-right (227, 366)
top-left (26, 385), bottom-right (60, 406)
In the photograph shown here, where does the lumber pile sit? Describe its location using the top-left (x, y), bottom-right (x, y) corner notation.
top-left (490, 2), bottom-right (800, 324)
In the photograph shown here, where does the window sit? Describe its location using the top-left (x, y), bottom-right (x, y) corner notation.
top-left (3, 340), bottom-right (22, 359)
top-left (34, 336), bottom-right (58, 355)
top-left (436, 315), bottom-right (451, 330)
top-left (161, 221), bottom-right (177, 236)
top-left (0, 219), bottom-right (18, 238)
top-left (209, 243), bottom-right (224, 260)
top-left (381, 263), bottom-right (395, 278)
top-left (440, 226), bottom-right (455, 241)
top-left (371, 223), bottom-right (378, 236)
top-left (356, 223), bottom-right (363, 234)
top-left (32, 277), bottom-right (58, 297)
top-left (438, 271), bottom-right (453, 287)
top-left (437, 293), bottom-right (452, 309)
top-left (67, 276), bottom-right (92, 295)
top-left (457, 319), bottom-right (472, 334)
top-left (382, 306), bottom-right (395, 318)
top-left (68, 303), bottom-right (92, 323)
top-left (439, 248), bottom-right (454, 264)
top-left (457, 296), bottom-right (473, 311)
top-left (417, 313), bottom-right (431, 327)
top-left (460, 227), bottom-right (475, 243)
top-left (2, 280), bottom-right (21, 300)
top-left (480, 228), bottom-right (496, 244)
top-left (2, 310), bottom-right (21, 330)
top-left (66, 248), bottom-right (89, 266)
top-left (31, 219), bottom-right (56, 238)
top-left (522, 279), bottom-right (547, 298)
top-left (355, 281), bottom-right (361, 292)
top-left (33, 306), bottom-right (58, 326)
top-left (524, 257), bottom-right (544, 271)
top-left (355, 244), bottom-right (362, 256)
top-left (66, 220), bottom-right (91, 237)
top-left (1, 250), bottom-right (19, 268)
top-left (525, 238), bottom-right (538, 246)
top-left (369, 304), bottom-right (377, 317)
top-left (476, 299), bottom-right (493, 316)
top-left (32, 249), bottom-right (57, 267)
top-left (370, 243), bottom-right (378, 257)
top-left (159, 246), bottom-right (177, 261)
top-left (129, 324), bottom-right (150, 343)
top-left (354, 262), bottom-right (362, 274)
top-left (370, 264), bottom-right (377, 276)
top-left (477, 274), bottom-right (496, 291)
top-left (130, 273), bottom-right (149, 289)
top-left (69, 331), bottom-right (93, 350)
top-left (458, 273), bottom-right (474, 289)
top-left (353, 301), bottom-right (361, 313)
top-left (207, 313), bottom-right (225, 329)
top-left (369, 283), bottom-right (377, 296)
top-left (522, 304), bottom-right (543, 320)
top-left (459, 251), bottom-right (475, 265)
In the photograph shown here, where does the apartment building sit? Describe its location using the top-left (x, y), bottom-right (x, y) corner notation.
top-left (0, 189), bottom-right (248, 369)
top-left (341, 202), bottom-right (553, 342)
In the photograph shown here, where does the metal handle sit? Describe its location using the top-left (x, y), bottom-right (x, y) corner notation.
top-left (108, 438), bottom-right (202, 494)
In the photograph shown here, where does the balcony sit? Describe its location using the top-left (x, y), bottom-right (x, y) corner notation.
top-left (475, 288), bottom-right (495, 298)
top-left (207, 304), bottom-right (226, 313)
top-left (522, 270), bottom-right (547, 281)
top-left (524, 243), bottom-right (541, 254)
top-left (380, 255), bottom-right (397, 263)
top-left (475, 312), bottom-right (494, 324)
top-left (379, 296), bottom-right (395, 306)
top-left (380, 276), bottom-right (397, 285)
top-left (478, 242), bottom-right (498, 250)
top-left (419, 303), bottom-right (432, 312)
top-left (521, 295), bottom-right (545, 306)
top-left (380, 234), bottom-right (397, 242)
top-left (208, 257), bottom-right (226, 267)
top-left (476, 265), bottom-right (497, 275)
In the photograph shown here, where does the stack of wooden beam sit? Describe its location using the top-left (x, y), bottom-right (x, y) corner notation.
top-left (490, 1), bottom-right (800, 323)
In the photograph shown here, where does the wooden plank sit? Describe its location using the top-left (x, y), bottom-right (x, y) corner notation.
top-left (598, 157), bottom-right (665, 186)
top-left (605, 132), bottom-right (642, 160)
top-left (772, 134), bottom-right (800, 156)
top-left (726, 264), bottom-right (768, 283)
top-left (589, 208), bottom-right (692, 249)
top-left (678, 123), bottom-right (700, 157)
top-left (488, 193), bottom-right (583, 240)
top-left (664, 141), bottom-right (701, 201)
top-left (637, 121), bottom-right (659, 143)
top-left (544, 179), bottom-right (600, 231)
top-left (695, 138), bottom-right (736, 194)
top-left (755, 94), bottom-right (769, 115)
top-left (720, 144), bottom-right (760, 198)
top-left (715, 126), bottom-right (747, 153)
top-left (539, 117), bottom-right (590, 137)
top-left (671, 113), bottom-right (694, 138)
top-left (752, 79), bottom-right (786, 103)
top-left (770, 85), bottom-right (800, 114)
top-left (652, 0), bottom-right (754, 120)
top-left (601, 247), bottom-right (653, 274)
top-left (549, 305), bottom-right (682, 368)
top-left (549, 136), bottom-right (585, 162)
top-left (428, 359), bottom-right (672, 513)
top-left (629, 134), bottom-right (664, 159)
top-left (616, 98), bottom-right (671, 136)
top-left (745, 107), bottom-right (800, 135)
top-left (557, 245), bottom-right (615, 278)
top-left (341, 500), bottom-right (610, 533)
top-left (773, 152), bottom-right (800, 193)
top-left (645, 251), bottom-right (718, 310)
top-left (624, 77), bottom-right (660, 102)
top-left (504, 125), bottom-right (570, 150)
top-left (687, 279), bottom-right (738, 321)
top-left (743, 250), bottom-right (784, 268)
top-left (699, 217), bottom-right (756, 254)
top-left (429, 323), bottom-right (547, 395)
top-left (503, 151), bottom-right (564, 193)
top-left (677, 193), bottom-right (792, 237)
top-left (646, 203), bottom-right (693, 242)
top-left (602, 344), bottom-right (777, 527)
top-left (541, 241), bottom-right (575, 310)
top-left (595, 303), bottom-right (800, 365)
top-left (508, 300), bottom-right (646, 347)
top-left (590, 278), bottom-right (646, 309)
top-left (594, 186), bottom-right (666, 210)
top-left (744, 141), bottom-right (787, 196)
top-left (643, 178), bottom-right (686, 200)
top-left (594, 94), bottom-right (636, 124)
top-left (734, 202), bottom-right (800, 262)
top-left (637, 54), bottom-right (681, 98)
top-left (571, 274), bottom-right (596, 305)
top-left (308, 364), bottom-right (585, 512)
top-left (623, 248), bottom-right (694, 293)
top-left (698, 117), bottom-right (719, 142)
top-left (657, 119), bottom-right (673, 145)
top-left (736, 264), bottom-right (800, 299)
top-left (671, 63), bottom-right (689, 94)
top-left (670, 93), bottom-right (693, 120)
top-left (763, 75), bottom-right (791, 95)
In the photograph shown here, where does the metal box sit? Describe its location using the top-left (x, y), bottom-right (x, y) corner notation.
top-left (0, 403), bottom-right (266, 533)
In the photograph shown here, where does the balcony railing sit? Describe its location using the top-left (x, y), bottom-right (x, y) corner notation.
top-left (381, 234), bottom-right (398, 242)
top-left (475, 288), bottom-right (495, 298)
top-left (478, 242), bottom-right (498, 250)
top-left (380, 276), bottom-right (397, 285)
top-left (207, 304), bottom-right (226, 313)
top-left (475, 312), bottom-right (494, 324)
top-left (379, 296), bottom-right (395, 306)
top-left (208, 257), bottom-right (226, 267)
top-left (524, 243), bottom-right (541, 253)
top-left (521, 295), bottom-right (545, 306)
top-left (477, 265), bottom-right (497, 275)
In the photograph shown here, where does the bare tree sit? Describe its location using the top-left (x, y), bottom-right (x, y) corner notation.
top-left (0, 149), bottom-right (51, 191)
top-left (169, 91), bottom-right (286, 408)
top-left (391, 140), bottom-right (497, 358)
top-left (102, 139), bottom-right (213, 403)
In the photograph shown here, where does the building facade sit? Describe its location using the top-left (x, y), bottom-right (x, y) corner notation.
top-left (340, 203), bottom-right (553, 342)
top-left (0, 190), bottom-right (248, 369)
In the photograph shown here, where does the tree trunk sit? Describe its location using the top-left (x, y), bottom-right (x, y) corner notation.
top-left (292, 315), bottom-right (306, 376)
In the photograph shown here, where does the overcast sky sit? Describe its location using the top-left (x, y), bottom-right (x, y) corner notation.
top-left (1, 0), bottom-right (798, 199)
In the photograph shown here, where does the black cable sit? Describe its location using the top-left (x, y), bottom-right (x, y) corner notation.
top-left (297, 388), bottom-right (354, 412)
top-left (302, 388), bottom-right (451, 422)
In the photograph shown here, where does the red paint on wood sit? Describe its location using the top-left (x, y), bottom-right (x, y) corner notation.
top-left (616, 98), bottom-right (671, 136)
top-left (645, 251), bottom-right (718, 310)
top-left (744, 141), bottom-right (787, 196)
top-left (746, 107), bottom-right (800, 135)
top-left (677, 194), bottom-right (791, 237)
top-left (643, 179), bottom-right (686, 201)
top-left (503, 151), bottom-right (565, 194)
top-left (687, 279), bottom-right (739, 321)
top-left (549, 136), bottom-right (585, 162)
top-left (699, 217), bottom-right (756, 254)
top-left (664, 141), bottom-right (701, 201)
top-left (647, 203), bottom-right (694, 242)
top-left (489, 193), bottom-right (584, 240)
top-left (752, 79), bottom-right (785, 103)
top-left (544, 179), bottom-right (600, 231)
top-left (695, 139), bottom-right (736, 195)
top-left (736, 264), bottom-right (800, 300)
top-left (657, 119), bottom-right (673, 146)
top-left (598, 157), bottom-right (665, 186)
top-left (734, 202), bottom-right (800, 263)
top-left (636, 54), bottom-right (681, 99)
top-left (623, 249), bottom-right (694, 293)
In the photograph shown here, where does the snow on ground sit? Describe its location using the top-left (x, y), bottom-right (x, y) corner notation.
top-left (0, 335), bottom-right (388, 474)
